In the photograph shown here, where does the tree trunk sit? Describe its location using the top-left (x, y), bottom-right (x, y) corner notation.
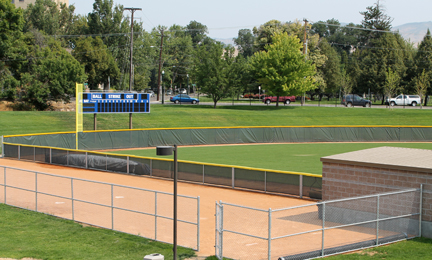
top-left (276, 95), bottom-right (279, 107)
top-left (424, 94), bottom-right (429, 106)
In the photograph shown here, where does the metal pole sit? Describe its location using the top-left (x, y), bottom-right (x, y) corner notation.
top-left (71, 179), bottom-right (74, 221)
top-left (155, 192), bottom-right (158, 241)
top-left (321, 202), bottom-right (325, 257)
top-left (129, 113), bottom-right (132, 129)
top-left (299, 175), bottom-right (303, 199)
top-left (94, 113), bottom-right (97, 130)
top-left (111, 184), bottom-right (114, 230)
top-left (268, 208), bottom-right (272, 260)
top-left (376, 195), bottom-right (380, 245)
top-left (197, 196), bottom-right (200, 251)
top-left (3, 167), bottom-right (6, 204)
top-left (35, 172), bottom-right (38, 212)
top-left (419, 184), bottom-right (423, 237)
top-left (173, 144), bottom-right (178, 260)
top-left (1, 136), bottom-right (4, 158)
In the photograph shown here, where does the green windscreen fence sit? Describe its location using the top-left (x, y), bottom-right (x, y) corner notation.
top-left (4, 127), bottom-right (432, 151)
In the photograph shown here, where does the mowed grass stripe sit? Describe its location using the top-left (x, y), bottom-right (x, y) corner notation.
top-left (111, 142), bottom-right (432, 175)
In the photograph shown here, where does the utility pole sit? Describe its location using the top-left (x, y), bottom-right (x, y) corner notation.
top-left (302, 19), bottom-right (308, 106)
top-left (124, 7), bottom-right (142, 92)
top-left (157, 29), bottom-right (165, 101)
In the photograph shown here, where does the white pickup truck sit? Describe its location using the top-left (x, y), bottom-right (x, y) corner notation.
top-left (387, 95), bottom-right (421, 106)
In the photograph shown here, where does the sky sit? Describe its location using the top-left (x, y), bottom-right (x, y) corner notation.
top-left (70, 0), bottom-right (432, 39)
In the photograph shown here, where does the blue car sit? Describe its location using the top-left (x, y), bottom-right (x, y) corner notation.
top-left (170, 94), bottom-right (199, 104)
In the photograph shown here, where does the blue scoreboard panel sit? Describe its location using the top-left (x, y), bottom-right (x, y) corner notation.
top-left (82, 93), bottom-right (150, 113)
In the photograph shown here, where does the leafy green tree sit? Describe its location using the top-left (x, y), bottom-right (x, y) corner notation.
top-left (384, 68), bottom-right (400, 108)
top-left (340, 68), bottom-right (352, 105)
top-left (185, 20), bottom-right (208, 46)
top-left (413, 70), bottom-right (429, 109)
top-left (0, 0), bottom-right (25, 76)
top-left (86, 0), bottom-right (130, 79)
top-left (415, 29), bottom-right (432, 105)
top-left (17, 35), bottom-right (86, 110)
top-left (249, 32), bottom-right (316, 107)
top-left (234, 29), bottom-right (255, 57)
top-left (193, 41), bottom-right (234, 108)
top-left (318, 39), bottom-right (341, 98)
top-left (73, 36), bottom-right (119, 90)
top-left (23, 0), bottom-right (76, 36)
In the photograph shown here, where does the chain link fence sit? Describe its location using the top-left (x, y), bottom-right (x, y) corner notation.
top-left (215, 188), bottom-right (422, 260)
top-left (1, 143), bottom-right (321, 199)
top-left (0, 165), bottom-right (200, 250)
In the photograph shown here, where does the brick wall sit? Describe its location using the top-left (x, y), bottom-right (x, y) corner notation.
top-left (322, 162), bottom-right (432, 222)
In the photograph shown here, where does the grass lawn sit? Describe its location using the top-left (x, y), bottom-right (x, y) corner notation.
top-left (0, 204), bottom-right (195, 260)
top-left (2, 105), bottom-right (432, 138)
top-left (328, 237), bottom-right (432, 259)
top-left (111, 142), bottom-right (432, 175)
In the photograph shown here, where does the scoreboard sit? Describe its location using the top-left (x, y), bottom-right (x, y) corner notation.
top-left (82, 93), bottom-right (150, 114)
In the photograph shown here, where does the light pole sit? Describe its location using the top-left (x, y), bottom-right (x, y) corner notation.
top-left (258, 86), bottom-right (261, 101)
top-left (162, 70), bottom-right (165, 104)
top-left (187, 74), bottom-right (189, 95)
top-left (156, 145), bottom-right (178, 260)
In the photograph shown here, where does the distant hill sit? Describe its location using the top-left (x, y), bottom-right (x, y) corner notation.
top-left (393, 22), bottom-right (432, 45)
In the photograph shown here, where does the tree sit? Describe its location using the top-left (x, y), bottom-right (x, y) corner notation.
top-left (17, 35), bottom-right (86, 110)
top-left (0, 0), bottom-right (25, 75)
top-left (249, 32), bottom-right (316, 107)
top-left (234, 29), bottom-right (255, 57)
top-left (86, 0), bottom-right (130, 79)
top-left (340, 68), bottom-right (352, 106)
top-left (318, 39), bottom-right (341, 98)
top-left (193, 41), bottom-right (234, 108)
top-left (413, 70), bottom-right (429, 109)
top-left (360, 1), bottom-right (393, 44)
top-left (415, 29), bottom-right (432, 106)
top-left (383, 68), bottom-right (400, 108)
top-left (185, 20), bottom-right (208, 46)
top-left (23, 0), bottom-right (76, 36)
top-left (73, 36), bottom-right (119, 90)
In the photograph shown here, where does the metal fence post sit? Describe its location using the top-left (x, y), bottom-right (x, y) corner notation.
top-left (155, 192), bottom-right (158, 241)
top-left (264, 171), bottom-right (267, 193)
top-left (111, 184), bottom-right (114, 230)
top-left (202, 164), bottom-right (205, 184)
top-left (419, 184), bottom-right (423, 237)
top-left (33, 147), bottom-right (36, 162)
top-left (127, 156), bottom-right (129, 174)
top-left (299, 175), bottom-right (303, 199)
top-left (232, 167), bottom-right (235, 189)
top-left (197, 196), bottom-right (200, 251)
top-left (85, 152), bottom-right (88, 169)
top-left (71, 178), bottom-right (74, 221)
top-left (18, 145), bottom-right (20, 160)
top-left (268, 208), bottom-right (272, 260)
top-left (49, 148), bottom-right (52, 164)
top-left (4, 167), bottom-right (6, 204)
top-left (150, 159), bottom-right (153, 176)
top-left (67, 150), bottom-right (69, 165)
top-left (1, 135), bottom-right (4, 158)
top-left (35, 172), bottom-right (38, 212)
top-left (220, 202), bottom-right (224, 259)
top-left (321, 202), bottom-right (325, 257)
top-left (376, 194), bottom-right (380, 245)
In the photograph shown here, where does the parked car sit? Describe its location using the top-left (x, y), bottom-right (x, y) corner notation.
top-left (166, 89), bottom-right (173, 95)
top-left (386, 95), bottom-right (421, 106)
top-left (262, 96), bottom-right (296, 105)
top-left (179, 88), bottom-right (187, 94)
top-left (170, 94), bottom-right (199, 104)
top-left (341, 94), bottom-right (372, 107)
top-left (145, 90), bottom-right (155, 97)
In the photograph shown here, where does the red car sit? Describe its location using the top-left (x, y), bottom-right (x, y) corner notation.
top-left (262, 96), bottom-right (296, 105)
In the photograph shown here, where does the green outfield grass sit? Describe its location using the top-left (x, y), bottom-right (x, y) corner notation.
top-left (111, 142), bottom-right (432, 175)
top-left (1, 105), bottom-right (432, 138)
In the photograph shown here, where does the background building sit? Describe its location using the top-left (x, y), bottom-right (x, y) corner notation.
top-left (12, 0), bottom-right (69, 9)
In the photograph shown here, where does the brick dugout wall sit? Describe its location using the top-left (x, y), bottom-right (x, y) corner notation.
top-left (321, 146), bottom-right (432, 238)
